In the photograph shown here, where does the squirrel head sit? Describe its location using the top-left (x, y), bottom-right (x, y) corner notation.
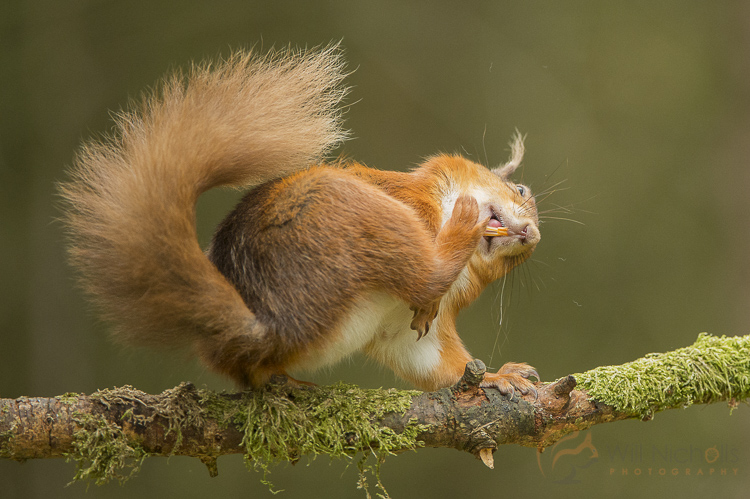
top-left (426, 133), bottom-right (540, 306)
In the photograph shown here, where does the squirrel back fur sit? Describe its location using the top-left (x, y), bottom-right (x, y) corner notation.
top-left (60, 46), bottom-right (349, 349)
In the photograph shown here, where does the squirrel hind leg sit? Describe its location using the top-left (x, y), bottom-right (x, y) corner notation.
top-left (194, 318), bottom-right (298, 389)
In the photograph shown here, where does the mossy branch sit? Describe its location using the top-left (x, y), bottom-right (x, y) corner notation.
top-left (0, 333), bottom-right (747, 487)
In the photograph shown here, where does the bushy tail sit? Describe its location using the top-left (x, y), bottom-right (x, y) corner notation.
top-left (60, 45), bottom-right (349, 347)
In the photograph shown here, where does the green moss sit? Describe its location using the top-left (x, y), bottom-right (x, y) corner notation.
top-left (65, 381), bottom-right (424, 494)
top-left (0, 422), bottom-right (17, 460)
top-left (195, 387), bottom-right (239, 429)
top-left (575, 333), bottom-right (750, 418)
top-left (239, 383), bottom-right (421, 463)
top-left (56, 392), bottom-right (81, 405)
top-left (91, 384), bottom-right (207, 453)
top-left (66, 411), bottom-right (148, 485)
top-left (65, 384), bottom-right (206, 486)
top-left (231, 382), bottom-right (424, 494)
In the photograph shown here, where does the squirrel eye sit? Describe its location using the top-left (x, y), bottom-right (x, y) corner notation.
top-left (517, 185), bottom-right (526, 196)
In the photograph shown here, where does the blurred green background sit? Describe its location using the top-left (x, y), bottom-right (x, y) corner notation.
top-left (1, 1), bottom-right (748, 497)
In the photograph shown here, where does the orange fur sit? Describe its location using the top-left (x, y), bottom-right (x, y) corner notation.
top-left (61, 47), bottom-right (541, 394)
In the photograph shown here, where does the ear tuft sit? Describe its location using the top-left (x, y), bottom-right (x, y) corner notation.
top-left (492, 130), bottom-right (525, 180)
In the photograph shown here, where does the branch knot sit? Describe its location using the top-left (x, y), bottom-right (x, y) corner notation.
top-left (453, 359), bottom-right (486, 393)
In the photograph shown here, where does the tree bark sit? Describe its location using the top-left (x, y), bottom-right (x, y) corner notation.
top-left (1, 333), bottom-right (747, 484)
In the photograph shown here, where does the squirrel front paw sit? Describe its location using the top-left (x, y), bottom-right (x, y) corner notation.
top-left (451, 194), bottom-right (480, 224)
top-left (410, 301), bottom-right (440, 340)
top-left (481, 362), bottom-right (539, 399)
top-left (447, 195), bottom-right (486, 237)
top-left (438, 195), bottom-right (490, 256)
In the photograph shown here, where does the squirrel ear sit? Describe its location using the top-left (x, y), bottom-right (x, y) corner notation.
top-left (492, 130), bottom-right (525, 180)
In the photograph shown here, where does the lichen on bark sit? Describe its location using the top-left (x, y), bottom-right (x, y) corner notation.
top-left (62, 381), bottom-right (425, 490)
top-left (574, 333), bottom-right (750, 417)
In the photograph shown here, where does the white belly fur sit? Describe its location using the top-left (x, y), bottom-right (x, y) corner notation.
top-left (289, 291), bottom-right (442, 379)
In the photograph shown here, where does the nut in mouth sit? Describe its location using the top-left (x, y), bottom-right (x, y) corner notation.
top-left (484, 210), bottom-right (508, 238)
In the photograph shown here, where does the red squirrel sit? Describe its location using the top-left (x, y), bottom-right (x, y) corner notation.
top-left (60, 46), bottom-right (541, 396)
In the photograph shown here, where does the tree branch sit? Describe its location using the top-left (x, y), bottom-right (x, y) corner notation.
top-left (1, 333), bottom-right (747, 486)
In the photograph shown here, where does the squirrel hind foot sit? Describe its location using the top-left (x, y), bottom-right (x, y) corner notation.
top-left (266, 373), bottom-right (317, 389)
top-left (481, 362), bottom-right (539, 399)
top-left (234, 371), bottom-right (316, 391)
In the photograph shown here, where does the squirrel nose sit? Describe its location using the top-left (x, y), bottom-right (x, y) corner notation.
top-left (518, 223), bottom-right (541, 246)
top-left (519, 225), bottom-right (528, 242)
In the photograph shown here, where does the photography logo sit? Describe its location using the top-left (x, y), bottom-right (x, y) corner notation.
top-left (606, 440), bottom-right (741, 477)
top-left (536, 431), bottom-right (742, 482)
top-left (537, 431), bottom-right (599, 483)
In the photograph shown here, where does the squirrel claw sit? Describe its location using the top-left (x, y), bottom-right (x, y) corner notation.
top-left (411, 317), bottom-right (430, 341)
top-left (410, 301), bottom-right (439, 340)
